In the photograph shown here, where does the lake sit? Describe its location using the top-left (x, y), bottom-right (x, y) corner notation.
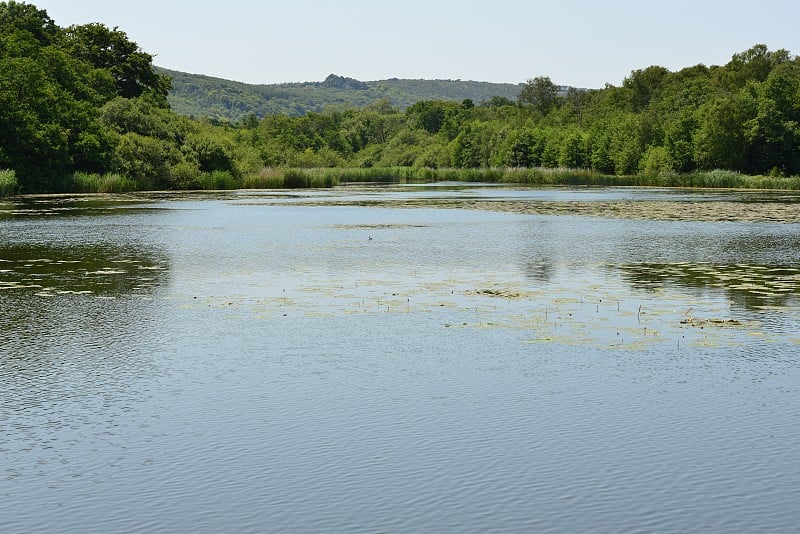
top-left (2, 184), bottom-right (800, 533)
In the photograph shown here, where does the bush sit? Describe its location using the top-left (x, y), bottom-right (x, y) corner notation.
top-left (111, 133), bottom-right (181, 187)
top-left (0, 169), bottom-right (19, 196)
top-left (168, 162), bottom-right (202, 189)
top-left (639, 146), bottom-right (674, 177)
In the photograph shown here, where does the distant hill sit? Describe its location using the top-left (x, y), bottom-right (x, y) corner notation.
top-left (158, 68), bottom-right (525, 121)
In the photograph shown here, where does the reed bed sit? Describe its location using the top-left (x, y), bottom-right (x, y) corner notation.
top-left (71, 172), bottom-right (139, 193)
top-left (13, 166), bottom-right (800, 195)
top-left (236, 167), bottom-right (800, 190)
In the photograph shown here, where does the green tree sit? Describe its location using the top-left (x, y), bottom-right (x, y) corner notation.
top-left (406, 100), bottom-right (459, 134)
top-left (61, 23), bottom-right (171, 102)
top-left (741, 70), bottom-right (800, 174)
top-left (482, 95), bottom-right (515, 108)
top-left (451, 121), bottom-right (502, 168)
top-left (694, 91), bottom-right (755, 171)
top-left (623, 65), bottom-right (670, 111)
top-left (518, 76), bottom-right (558, 114)
top-left (559, 131), bottom-right (588, 168)
top-left (719, 44), bottom-right (791, 90)
top-left (0, 1), bottom-right (57, 45)
top-left (503, 128), bottom-right (540, 167)
top-left (664, 110), bottom-right (698, 172)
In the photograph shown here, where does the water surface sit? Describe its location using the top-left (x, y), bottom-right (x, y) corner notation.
top-left (2, 185), bottom-right (800, 533)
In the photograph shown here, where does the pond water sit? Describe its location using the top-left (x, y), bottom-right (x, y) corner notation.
top-left (2, 185), bottom-right (800, 533)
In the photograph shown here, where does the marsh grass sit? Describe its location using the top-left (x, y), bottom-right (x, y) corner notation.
top-left (0, 169), bottom-right (18, 196)
top-left (597, 170), bottom-right (800, 190)
top-left (58, 166), bottom-right (800, 193)
top-left (239, 167), bottom-right (800, 190)
top-left (71, 172), bottom-right (139, 193)
top-left (239, 166), bottom-right (609, 188)
top-left (195, 171), bottom-right (239, 190)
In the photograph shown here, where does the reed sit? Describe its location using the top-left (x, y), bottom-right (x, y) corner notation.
top-left (71, 172), bottom-right (138, 193)
top-left (190, 166), bottom-right (800, 191)
top-left (240, 167), bottom-right (286, 189)
top-left (195, 171), bottom-right (240, 190)
top-left (0, 169), bottom-right (18, 196)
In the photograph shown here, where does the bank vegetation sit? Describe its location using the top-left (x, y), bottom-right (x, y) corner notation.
top-left (2, 1), bottom-right (800, 196)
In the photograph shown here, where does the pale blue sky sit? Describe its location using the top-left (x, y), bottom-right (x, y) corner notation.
top-left (31, 0), bottom-right (800, 88)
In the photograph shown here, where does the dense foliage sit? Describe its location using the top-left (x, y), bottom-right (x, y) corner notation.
top-left (161, 68), bottom-right (525, 121)
top-left (0, 1), bottom-right (174, 191)
top-left (2, 1), bottom-right (800, 194)
top-left (203, 45), bottom-right (800, 178)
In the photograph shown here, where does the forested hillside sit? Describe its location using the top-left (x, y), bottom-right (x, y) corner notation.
top-left (160, 68), bottom-right (525, 120)
top-left (2, 0), bottom-right (799, 196)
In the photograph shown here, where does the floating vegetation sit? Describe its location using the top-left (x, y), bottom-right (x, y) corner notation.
top-left (5, 188), bottom-right (799, 352)
top-left (468, 288), bottom-right (528, 299)
top-left (330, 223), bottom-right (428, 230)
top-left (156, 263), bottom-right (800, 352)
top-left (679, 318), bottom-right (745, 327)
top-left (435, 198), bottom-right (800, 223)
top-left (0, 244), bottom-right (169, 298)
top-left (617, 262), bottom-right (800, 311)
top-left (239, 187), bottom-right (800, 223)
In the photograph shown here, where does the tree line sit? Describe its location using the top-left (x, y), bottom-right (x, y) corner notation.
top-left (162, 68), bottom-right (524, 122)
top-left (2, 1), bottom-right (799, 194)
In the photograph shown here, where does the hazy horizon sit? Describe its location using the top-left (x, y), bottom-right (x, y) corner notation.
top-left (157, 66), bottom-right (529, 88)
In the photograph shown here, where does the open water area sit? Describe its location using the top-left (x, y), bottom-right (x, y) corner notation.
top-left (2, 184), bottom-right (800, 533)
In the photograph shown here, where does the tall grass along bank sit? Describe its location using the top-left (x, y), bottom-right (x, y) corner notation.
top-left (238, 167), bottom-right (800, 190)
top-left (70, 172), bottom-right (139, 193)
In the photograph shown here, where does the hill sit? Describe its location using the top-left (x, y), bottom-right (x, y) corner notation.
top-left (158, 68), bottom-right (525, 120)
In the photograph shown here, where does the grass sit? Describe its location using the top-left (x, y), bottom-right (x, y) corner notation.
top-left (236, 167), bottom-right (800, 190)
top-left (195, 170), bottom-right (240, 190)
top-left (0, 169), bottom-right (18, 197)
top-left (238, 166), bottom-right (605, 188)
top-left (71, 172), bottom-right (139, 193)
top-left (17, 166), bottom-right (800, 195)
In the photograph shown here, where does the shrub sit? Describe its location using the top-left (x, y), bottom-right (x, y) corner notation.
top-left (639, 146), bottom-right (674, 177)
top-left (0, 169), bottom-right (19, 196)
top-left (168, 162), bottom-right (202, 189)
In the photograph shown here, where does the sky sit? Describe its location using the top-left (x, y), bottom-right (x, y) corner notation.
top-left (29, 0), bottom-right (800, 88)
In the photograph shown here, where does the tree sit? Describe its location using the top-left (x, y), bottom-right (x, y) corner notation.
top-left (694, 92), bottom-right (755, 171)
top-left (482, 95), bottom-right (515, 108)
top-left (61, 23), bottom-right (170, 102)
top-left (518, 76), bottom-right (558, 114)
top-left (559, 131), bottom-right (588, 168)
top-left (664, 110), bottom-right (698, 172)
top-left (718, 44), bottom-right (792, 91)
top-left (741, 68), bottom-right (800, 174)
top-left (0, 1), bottom-right (57, 45)
top-left (564, 87), bottom-right (591, 123)
top-left (406, 100), bottom-right (458, 134)
top-left (504, 128), bottom-right (538, 167)
top-left (623, 65), bottom-right (670, 111)
top-left (0, 11), bottom-right (113, 190)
